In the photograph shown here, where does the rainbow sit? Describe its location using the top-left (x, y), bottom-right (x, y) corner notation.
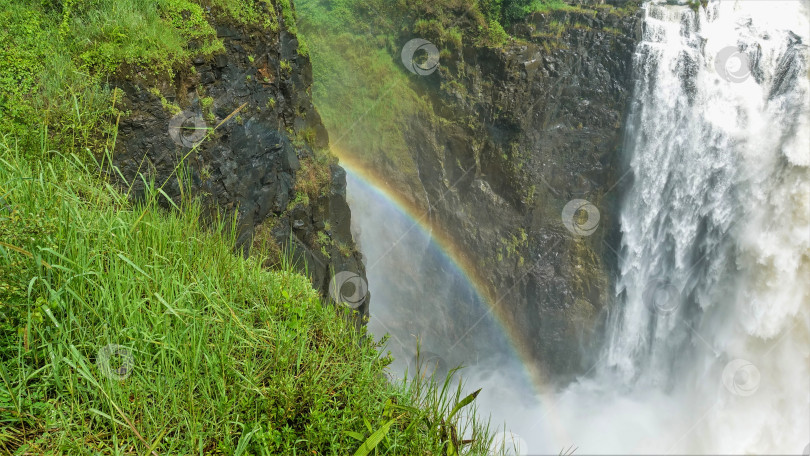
top-left (332, 148), bottom-right (590, 450)
top-left (332, 147), bottom-right (554, 395)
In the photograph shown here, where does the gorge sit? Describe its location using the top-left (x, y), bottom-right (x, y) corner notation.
top-left (301, 0), bottom-right (810, 453)
top-left (1, 0), bottom-right (807, 453)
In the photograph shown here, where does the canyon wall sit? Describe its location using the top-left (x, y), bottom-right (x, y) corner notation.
top-left (332, 4), bottom-right (643, 380)
top-left (109, 2), bottom-right (368, 317)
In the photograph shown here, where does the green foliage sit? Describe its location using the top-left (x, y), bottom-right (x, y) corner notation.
top-left (0, 139), bottom-right (493, 454)
top-left (503, 0), bottom-right (572, 24)
top-left (296, 0), bottom-right (429, 193)
top-left (686, 0), bottom-right (708, 14)
top-left (208, 0), bottom-right (278, 29)
top-left (0, 0), bottom-right (224, 155)
top-left (277, 0), bottom-right (298, 35)
top-left (316, 230), bottom-right (331, 248)
top-left (336, 241), bottom-right (354, 258)
top-left (287, 190), bottom-right (310, 211)
top-left (499, 228), bottom-right (528, 266)
top-left (487, 19), bottom-right (510, 46)
top-left (480, 0), bottom-right (578, 27)
top-left (294, 148), bottom-right (334, 200)
top-left (149, 87), bottom-right (183, 115)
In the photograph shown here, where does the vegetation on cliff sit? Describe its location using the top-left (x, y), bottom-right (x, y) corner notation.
top-left (297, 0), bottom-right (639, 379)
top-left (297, 0), bottom-right (638, 207)
top-left (0, 0), bottom-right (494, 453)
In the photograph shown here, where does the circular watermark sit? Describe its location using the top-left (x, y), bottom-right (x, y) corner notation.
top-left (409, 351), bottom-right (447, 381)
top-left (642, 278), bottom-right (681, 314)
top-left (722, 358), bottom-right (760, 396)
top-left (488, 431), bottom-right (528, 455)
top-left (401, 38), bottom-right (440, 76)
top-left (561, 199), bottom-right (600, 237)
top-left (328, 271), bottom-right (368, 309)
top-left (715, 46), bottom-right (751, 83)
top-left (168, 110), bottom-right (208, 148)
top-left (97, 344), bottom-right (134, 381)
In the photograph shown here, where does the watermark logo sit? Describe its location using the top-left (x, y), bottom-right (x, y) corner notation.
top-left (643, 278), bottom-right (681, 315)
top-left (168, 110), bottom-right (208, 148)
top-left (722, 358), bottom-right (760, 396)
top-left (488, 431), bottom-right (528, 455)
top-left (715, 46), bottom-right (751, 83)
top-left (409, 351), bottom-right (447, 381)
top-left (561, 199), bottom-right (600, 237)
top-left (401, 38), bottom-right (440, 76)
top-left (97, 344), bottom-right (134, 381)
top-left (328, 271), bottom-right (368, 309)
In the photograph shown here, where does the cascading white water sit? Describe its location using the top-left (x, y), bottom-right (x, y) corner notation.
top-left (496, 1), bottom-right (809, 453)
top-left (597, 0), bottom-right (810, 452)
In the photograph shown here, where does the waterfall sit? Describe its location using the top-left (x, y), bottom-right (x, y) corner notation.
top-left (599, 0), bottom-right (810, 452)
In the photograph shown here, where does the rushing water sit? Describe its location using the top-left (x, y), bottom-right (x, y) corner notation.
top-left (553, 1), bottom-right (809, 453)
top-left (346, 0), bottom-right (810, 453)
top-left (602, 0), bottom-right (809, 453)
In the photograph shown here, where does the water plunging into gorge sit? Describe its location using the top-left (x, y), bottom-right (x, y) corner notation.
top-left (344, 1), bottom-right (809, 453)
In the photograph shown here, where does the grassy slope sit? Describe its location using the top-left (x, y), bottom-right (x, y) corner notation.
top-left (0, 0), bottom-right (493, 454)
top-left (0, 145), bottom-right (489, 454)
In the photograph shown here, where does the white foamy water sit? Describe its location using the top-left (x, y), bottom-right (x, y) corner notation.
top-left (548, 0), bottom-right (810, 453)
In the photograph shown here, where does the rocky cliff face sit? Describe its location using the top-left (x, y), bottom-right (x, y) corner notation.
top-left (383, 6), bottom-right (642, 381)
top-left (110, 2), bottom-right (367, 317)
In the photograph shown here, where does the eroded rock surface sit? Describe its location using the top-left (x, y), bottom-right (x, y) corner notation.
top-left (379, 6), bottom-right (642, 380)
top-left (111, 3), bottom-right (368, 317)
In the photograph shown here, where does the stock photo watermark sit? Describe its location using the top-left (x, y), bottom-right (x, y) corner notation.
top-left (168, 110), bottom-right (208, 148)
top-left (715, 46), bottom-right (751, 83)
top-left (721, 358), bottom-right (760, 397)
top-left (97, 344), bottom-right (134, 381)
top-left (561, 199), bottom-right (600, 237)
top-left (643, 278), bottom-right (681, 315)
top-left (409, 351), bottom-right (447, 381)
top-left (401, 38), bottom-right (440, 76)
top-left (328, 271), bottom-right (368, 309)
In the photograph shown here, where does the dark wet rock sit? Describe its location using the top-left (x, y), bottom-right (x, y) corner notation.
top-left (109, 3), bottom-right (368, 318)
top-left (377, 6), bottom-right (642, 381)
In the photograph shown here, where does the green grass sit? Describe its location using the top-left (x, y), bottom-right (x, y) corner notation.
top-left (0, 137), bottom-right (494, 454)
top-left (0, 0), bottom-right (220, 155)
top-left (500, 0), bottom-right (577, 25)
